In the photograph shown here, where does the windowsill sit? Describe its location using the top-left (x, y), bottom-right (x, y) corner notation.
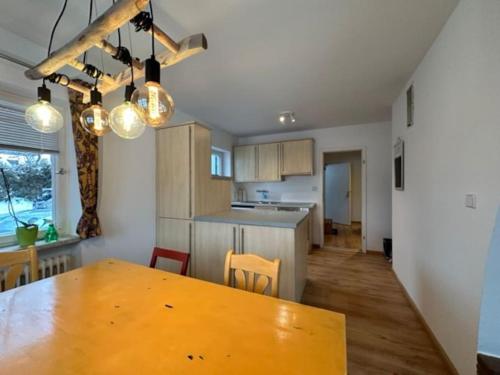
top-left (0, 235), bottom-right (81, 253)
top-left (211, 175), bottom-right (233, 181)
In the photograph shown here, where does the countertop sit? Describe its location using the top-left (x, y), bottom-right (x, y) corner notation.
top-left (195, 209), bottom-right (309, 228)
top-left (231, 201), bottom-right (316, 209)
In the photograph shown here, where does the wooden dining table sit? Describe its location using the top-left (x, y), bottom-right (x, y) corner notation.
top-left (0, 258), bottom-right (346, 374)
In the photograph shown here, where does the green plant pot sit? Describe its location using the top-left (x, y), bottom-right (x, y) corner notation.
top-left (16, 225), bottom-right (38, 247)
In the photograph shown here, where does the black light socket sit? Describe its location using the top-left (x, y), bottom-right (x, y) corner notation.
top-left (37, 84), bottom-right (51, 102)
top-left (145, 56), bottom-right (160, 84)
top-left (125, 83), bottom-right (136, 101)
top-left (90, 88), bottom-right (102, 106)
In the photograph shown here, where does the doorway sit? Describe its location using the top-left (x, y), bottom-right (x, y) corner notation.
top-left (322, 150), bottom-right (364, 251)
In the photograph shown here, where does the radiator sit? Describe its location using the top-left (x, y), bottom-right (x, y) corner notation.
top-left (0, 253), bottom-right (72, 290)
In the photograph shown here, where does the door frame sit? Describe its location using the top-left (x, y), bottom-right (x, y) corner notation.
top-left (320, 147), bottom-right (367, 253)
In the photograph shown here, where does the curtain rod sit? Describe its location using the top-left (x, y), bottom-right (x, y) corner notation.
top-left (0, 51), bottom-right (34, 69)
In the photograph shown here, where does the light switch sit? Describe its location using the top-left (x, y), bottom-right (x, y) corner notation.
top-left (465, 193), bottom-right (477, 209)
top-left (312, 186), bottom-right (318, 192)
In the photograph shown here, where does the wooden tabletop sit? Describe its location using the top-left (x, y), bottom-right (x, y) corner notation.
top-left (0, 259), bottom-right (346, 374)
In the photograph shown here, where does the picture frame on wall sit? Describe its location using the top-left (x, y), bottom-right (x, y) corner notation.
top-left (394, 138), bottom-right (404, 190)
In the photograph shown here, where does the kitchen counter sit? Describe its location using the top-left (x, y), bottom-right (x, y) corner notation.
top-left (194, 209), bottom-right (309, 228)
top-left (231, 201), bottom-right (316, 209)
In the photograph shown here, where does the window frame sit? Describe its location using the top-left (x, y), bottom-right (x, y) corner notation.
top-left (211, 146), bottom-right (232, 179)
top-left (0, 89), bottom-right (62, 247)
top-left (0, 149), bottom-right (58, 246)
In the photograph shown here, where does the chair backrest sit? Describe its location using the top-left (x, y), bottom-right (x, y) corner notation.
top-left (0, 246), bottom-right (38, 291)
top-left (150, 247), bottom-right (190, 276)
top-left (224, 250), bottom-right (281, 298)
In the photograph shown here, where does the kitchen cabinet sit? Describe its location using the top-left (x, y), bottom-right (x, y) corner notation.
top-left (156, 122), bottom-right (231, 272)
top-left (157, 122), bottom-right (231, 219)
top-left (234, 145), bottom-right (257, 182)
top-left (257, 143), bottom-right (281, 181)
top-left (234, 143), bottom-right (281, 182)
top-left (156, 217), bottom-right (194, 274)
top-left (280, 139), bottom-right (314, 176)
top-left (193, 214), bottom-right (310, 301)
top-left (234, 139), bottom-right (314, 181)
top-left (193, 221), bottom-right (239, 283)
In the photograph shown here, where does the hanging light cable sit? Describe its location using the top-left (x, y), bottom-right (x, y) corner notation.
top-left (25, 0), bottom-right (67, 133)
top-left (109, 20), bottom-right (146, 139)
top-left (131, 1), bottom-right (174, 127)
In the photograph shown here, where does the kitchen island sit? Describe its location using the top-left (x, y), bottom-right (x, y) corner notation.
top-left (193, 209), bottom-right (310, 301)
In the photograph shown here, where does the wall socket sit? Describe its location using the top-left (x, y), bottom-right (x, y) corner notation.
top-left (312, 186), bottom-right (318, 192)
top-left (465, 193), bottom-right (477, 209)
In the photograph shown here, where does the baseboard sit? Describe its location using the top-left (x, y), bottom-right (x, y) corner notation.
top-left (312, 243), bottom-right (321, 249)
top-left (366, 249), bottom-right (383, 255)
top-left (393, 272), bottom-right (459, 375)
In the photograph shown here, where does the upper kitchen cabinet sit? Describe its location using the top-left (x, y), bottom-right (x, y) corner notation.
top-left (234, 145), bottom-right (257, 182)
top-left (280, 139), bottom-right (314, 176)
top-left (157, 122), bottom-right (231, 219)
top-left (234, 143), bottom-right (282, 182)
top-left (257, 143), bottom-right (281, 181)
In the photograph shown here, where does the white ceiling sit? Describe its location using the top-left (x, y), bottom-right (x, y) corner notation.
top-left (0, 0), bottom-right (458, 136)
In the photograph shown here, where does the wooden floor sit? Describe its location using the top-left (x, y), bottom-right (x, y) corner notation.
top-left (302, 248), bottom-right (450, 374)
top-left (324, 222), bottom-right (362, 250)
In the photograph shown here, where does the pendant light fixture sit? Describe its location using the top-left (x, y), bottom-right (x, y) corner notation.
top-left (78, 0), bottom-right (110, 137)
top-left (109, 77), bottom-right (146, 139)
top-left (25, 0), bottom-right (67, 134)
top-left (131, 1), bottom-right (174, 127)
top-left (25, 83), bottom-right (64, 133)
top-left (80, 87), bottom-right (111, 136)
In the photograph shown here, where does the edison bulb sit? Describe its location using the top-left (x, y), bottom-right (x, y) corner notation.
top-left (25, 101), bottom-right (63, 133)
top-left (80, 105), bottom-right (111, 136)
top-left (131, 81), bottom-right (174, 127)
top-left (109, 101), bottom-right (146, 139)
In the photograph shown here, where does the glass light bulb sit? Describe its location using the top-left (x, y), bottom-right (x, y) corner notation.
top-left (131, 81), bottom-right (174, 127)
top-left (109, 101), bottom-right (146, 139)
top-left (80, 104), bottom-right (111, 136)
top-left (25, 100), bottom-right (64, 133)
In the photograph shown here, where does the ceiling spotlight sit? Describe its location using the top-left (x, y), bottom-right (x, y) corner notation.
top-left (279, 111), bottom-right (296, 125)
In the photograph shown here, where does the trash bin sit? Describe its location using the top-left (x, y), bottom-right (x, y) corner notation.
top-left (383, 238), bottom-right (392, 261)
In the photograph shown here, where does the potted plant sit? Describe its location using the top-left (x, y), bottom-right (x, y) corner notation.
top-left (0, 168), bottom-right (38, 246)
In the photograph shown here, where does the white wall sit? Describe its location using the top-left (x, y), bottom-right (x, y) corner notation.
top-left (324, 151), bottom-right (362, 222)
top-left (237, 122), bottom-right (392, 250)
top-left (392, 1), bottom-right (500, 373)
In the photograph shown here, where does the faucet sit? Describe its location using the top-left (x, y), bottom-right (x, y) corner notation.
top-left (256, 190), bottom-right (269, 201)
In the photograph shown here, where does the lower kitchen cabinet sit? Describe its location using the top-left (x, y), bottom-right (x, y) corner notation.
top-left (193, 221), bottom-right (239, 283)
top-left (193, 218), bottom-right (309, 301)
top-left (156, 217), bottom-right (194, 274)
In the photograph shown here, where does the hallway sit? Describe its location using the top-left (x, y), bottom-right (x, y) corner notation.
top-left (302, 248), bottom-right (451, 374)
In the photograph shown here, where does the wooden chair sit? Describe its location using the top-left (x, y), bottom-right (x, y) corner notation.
top-left (0, 246), bottom-right (38, 291)
top-left (224, 250), bottom-right (281, 298)
top-left (149, 247), bottom-right (190, 276)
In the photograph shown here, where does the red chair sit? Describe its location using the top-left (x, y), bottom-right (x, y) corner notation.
top-left (149, 247), bottom-right (190, 276)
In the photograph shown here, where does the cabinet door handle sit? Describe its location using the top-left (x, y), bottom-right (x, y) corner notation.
top-left (188, 222), bottom-right (193, 276)
top-left (255, 146), bottom-right (258, 180)
top-left (232, 226), bottom-right (237, 252)
top-left (280, 143), bottom-right (284, 173)
top-left (240, 228), bottom-right (244, 254)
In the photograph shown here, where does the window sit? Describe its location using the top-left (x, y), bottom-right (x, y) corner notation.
top-left (211, 150), bottom-right (223, 176)
top-left (0, 100), bottom-right (59, 242)
top-left (0, 150), bottom-right (55, 237)
top-left (211, 146), bottom-right (231, 178)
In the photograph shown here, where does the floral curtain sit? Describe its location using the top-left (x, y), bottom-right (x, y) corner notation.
top-left (68, 87), bottom-right (102, 239)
